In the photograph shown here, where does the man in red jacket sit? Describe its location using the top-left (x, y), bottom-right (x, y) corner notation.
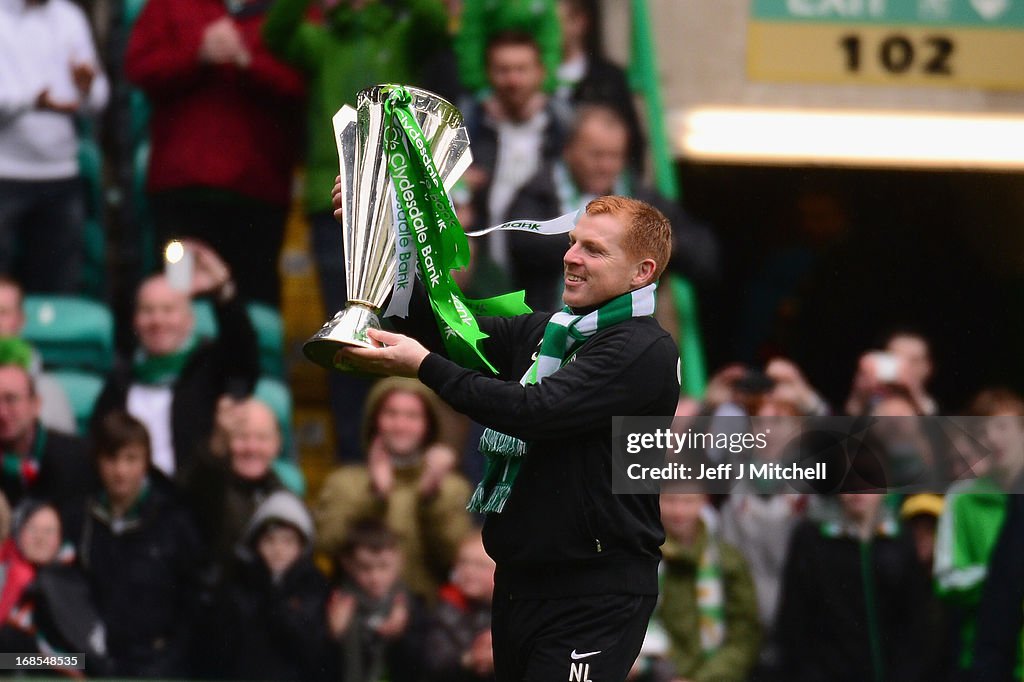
top-left (125, 0), bottom-right (304, 305)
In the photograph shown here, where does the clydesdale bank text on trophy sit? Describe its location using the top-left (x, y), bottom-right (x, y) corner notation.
top-left (303, 84), bottom-right (579, 374)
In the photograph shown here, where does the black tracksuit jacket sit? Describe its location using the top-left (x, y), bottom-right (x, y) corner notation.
top-left (411, 306), bottom-right (679, 599)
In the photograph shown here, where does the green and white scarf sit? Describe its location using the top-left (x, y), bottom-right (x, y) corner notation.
top-left (695, 535), bottom-right (725, 655)
top-left (132, 335), bottom-right (197, 386)
top-left (467, 283), bottom-right (657, 513)
top-left (656, 523), bottom-right (725, 657)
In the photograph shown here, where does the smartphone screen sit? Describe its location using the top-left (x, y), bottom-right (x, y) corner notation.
top-left (874, 353), bottom-right (901, 383)
top-left (164, 240), bottom-right (193, 292)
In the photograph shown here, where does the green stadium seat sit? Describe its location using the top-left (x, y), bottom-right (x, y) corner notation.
top-left (271, 458), bottom-right (306, 497)
top-left (191, 301), bottom-right (286, 378)
top-left (255, 376), bottom-right (302, 495)
top-left (22, 296), bottom-right (114, 374)
top-left (247, 302), bottom-right (285, 377)
top-left (50, 369), bottom-right (105, 435)
top-left (255, 375), bottom-right (293, 452)
top-left (191, 300), bottom-right (217, 341)
top-left (123, 0), bottom-right (148, 32)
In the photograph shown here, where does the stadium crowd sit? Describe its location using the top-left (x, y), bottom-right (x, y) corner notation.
top-left (0, 0), bottom-right (1022, 679)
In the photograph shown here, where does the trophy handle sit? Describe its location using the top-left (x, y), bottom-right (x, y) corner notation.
top-left (302, 303), bottom-right (383, 371)
top-left (442, 128), bottom-right (473, 192)
top-left (332, 106), bottom-right (358, 296)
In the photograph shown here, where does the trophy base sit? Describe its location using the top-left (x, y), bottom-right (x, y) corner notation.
top-left (303, 305), bottom-right (383, 371)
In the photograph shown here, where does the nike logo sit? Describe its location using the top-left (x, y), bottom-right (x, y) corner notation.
top-left (570, 650), bottom-right (601, 660)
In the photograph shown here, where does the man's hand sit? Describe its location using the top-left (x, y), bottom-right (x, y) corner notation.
top-left (367, 436), bottom-right (393, 498)
top-left (210, 394), bottom-right (245, 456)
top-left (464, 630), bottom-right (494, 675)
top-left (70, 62), bottom-right (96, 96)
top-left (335, 329), bottom-right (429, 378)
top-left (461, 165), bottom-right (489, 193)
top-left (703, 363), bottom-right (746, 408)
top-left (374, 592), bottom-right (409, 640)
top-left (332, 176), bottom-right (344, 222)
top-left (419, 443), bottom-right (456, 497)
top-left (199, 16), bottom-right (251, 67)
top-left (181, 238), bottom-right (235, 300)
top-left (765, 357), bottom-right (825, 415)
top-left (35, 90), bottom-right (78, 114)
top-left (326, 590), bottom-right (357, 639)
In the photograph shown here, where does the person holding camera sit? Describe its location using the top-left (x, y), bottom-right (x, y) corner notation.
top-left (91, 241), bottom-right (259, 479)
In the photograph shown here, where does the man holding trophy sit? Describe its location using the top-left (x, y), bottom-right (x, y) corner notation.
top-left (308, 84), bottom-right (679, 682)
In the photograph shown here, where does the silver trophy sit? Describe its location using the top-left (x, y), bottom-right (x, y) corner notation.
top-left (303, 85), bottom-right (472, 370)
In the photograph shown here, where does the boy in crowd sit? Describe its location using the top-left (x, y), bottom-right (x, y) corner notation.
top-left (64, 410), bottom-right (201, 678)
top-left (208, 491), bottom-right (330, 680)
top-left (423, 530), bottom-right (496, 681)
top-left (326, 518), bottom-right (423, 682)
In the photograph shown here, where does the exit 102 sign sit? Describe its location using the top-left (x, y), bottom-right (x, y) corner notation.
top-left (748, 0), bottom-right (1024, 90)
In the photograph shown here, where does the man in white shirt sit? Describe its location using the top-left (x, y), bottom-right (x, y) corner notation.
top-left (0, 0), bottom-right (109, 293)
top-left (464, 31), bottom-right (567, 264)
top-left (91, 241), bottom-right (259, 479)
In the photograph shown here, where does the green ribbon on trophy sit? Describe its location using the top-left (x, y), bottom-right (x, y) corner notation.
top-left (382, 86), bottom-right (530, 372)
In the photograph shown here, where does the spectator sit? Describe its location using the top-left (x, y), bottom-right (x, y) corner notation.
top-left (466, 31), bottom-right (567, 234)
top-left (63, 410), bottom-right (202, 678)
top-left (776, 493), bottom-right (928, 681)
top-left (261, 0), bottom-right (446, 316)
top-left (883, 328), bottom-right (938, 415)
top-left (91, 240), bottom-right (259, 479)
top-left (0, 277), bottom-right (76, 434)
top-left (326, 518), bottom-right (424, 682)
top-left (902, 494), bottom-right (944, 571)
top-left (901, 494), bottom-right (957, 681)
top-left (504, 104), bottom-right (719, 310)
top-left (865, 386), bottom-right (945, 490)
top-left (934, 388), bottom-right (1024, 675)
top-left (846, 345), bottom-right (932, 417)
top-left (555, 0), bottom-right (645, 173)
top-left (657, 491), bottom-right (761, 682)
top-left (454, 0), bottom-right (560, 97)
top-left (423, 530), bottom-right (496, 682)
top-left (971, 487), bottom-right (1024, 681)
top-left (125, 0), bottom-right (305, 306)
top-left (0, 499), bottom-right (63, 623)
top-left (207, 491), bottom-right (330, 681)
top-left (0, 498), bottom-right (108, 676)
top-left (719, 490), bottom-right (807, 678)
top-left (262, 0), bottom-right (447, 462)
top-left (183, 397), bottom-right (287, 575)
top-left (0, 360), bottom-right (92, 506)
top-left (0, 0), bottom-right (109, 293)
top-left (315, 377), bottom-right (471, 601)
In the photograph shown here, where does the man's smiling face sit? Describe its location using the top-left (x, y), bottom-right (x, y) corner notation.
top-left (562, 212), bottom-right (640, 310)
